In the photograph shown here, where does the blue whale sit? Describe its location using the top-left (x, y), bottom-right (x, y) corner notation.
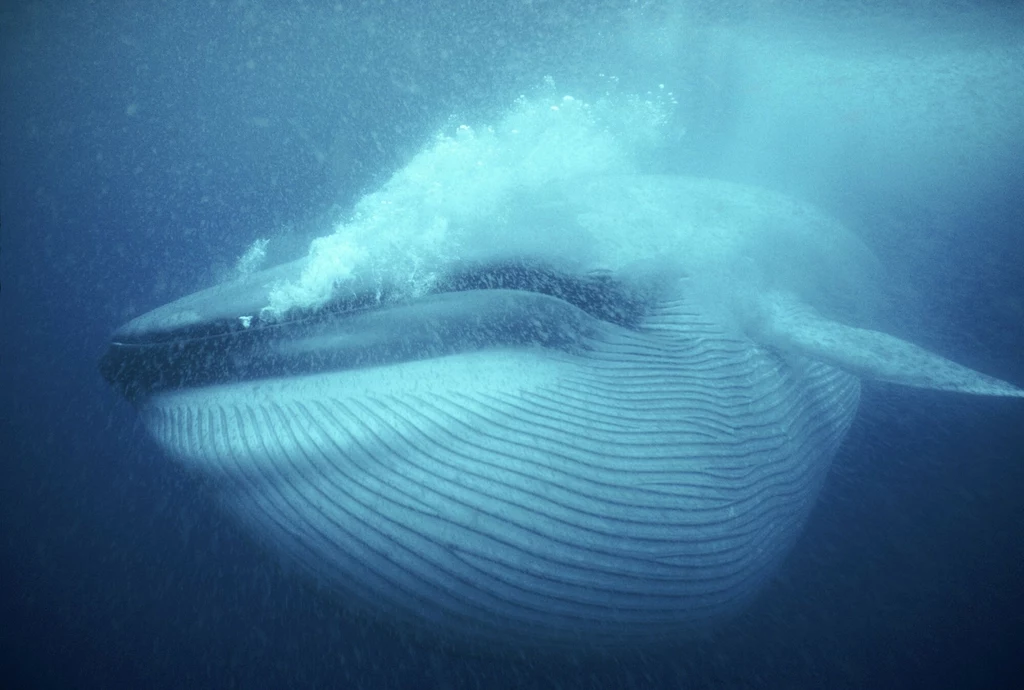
top-left (101, 176), bottom-right (1022, 648)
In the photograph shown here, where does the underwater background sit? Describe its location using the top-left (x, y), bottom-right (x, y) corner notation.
top-left (2, 1), bottom-right (1023, 687)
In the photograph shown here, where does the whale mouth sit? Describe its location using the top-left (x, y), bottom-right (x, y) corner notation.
top-left (99, 259), bottom-right (654, 401)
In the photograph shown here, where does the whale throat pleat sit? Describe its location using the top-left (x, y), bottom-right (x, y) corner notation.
top-left (141, 298), bottom-right (860, 644)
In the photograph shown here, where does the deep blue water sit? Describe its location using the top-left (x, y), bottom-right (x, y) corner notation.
top-left (3, 1), bottom-right (1023, 688)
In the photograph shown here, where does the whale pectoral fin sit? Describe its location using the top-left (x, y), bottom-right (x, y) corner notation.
top-left (753, 293), bottom-right (1024, 398)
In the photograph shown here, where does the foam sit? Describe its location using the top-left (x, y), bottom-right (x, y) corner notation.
top-left (235, 238), bottom-right (270, 278)
top-left (261, 80), bottom-right (673, 319)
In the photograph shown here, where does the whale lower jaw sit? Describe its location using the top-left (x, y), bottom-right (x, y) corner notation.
top-left (135, 298), bottom-right (860, 647)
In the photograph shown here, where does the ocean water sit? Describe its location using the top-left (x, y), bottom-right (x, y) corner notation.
top-left (2, 1), bottom-right (1023, 688)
